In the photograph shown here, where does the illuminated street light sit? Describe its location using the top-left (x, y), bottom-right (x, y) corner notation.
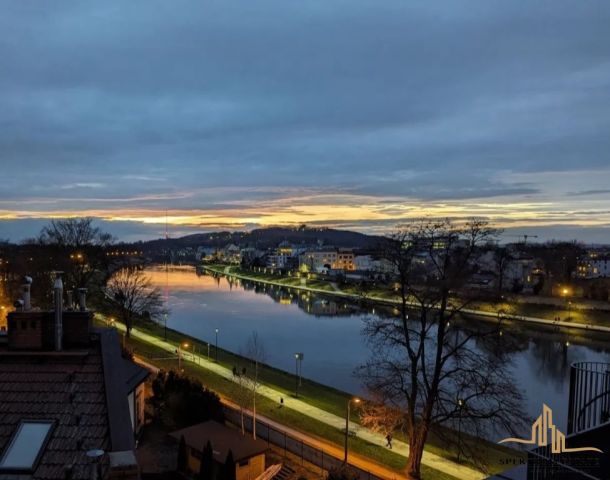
top-left (294, 353), bottom-right (304, 397)
top-left (344, 398), bottom-right (361, 463)
top-left (215, 328), bottom-right (219, 363)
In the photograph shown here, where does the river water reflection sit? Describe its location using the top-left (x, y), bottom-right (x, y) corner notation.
top-left (147, 265), bottom-right (610, 429)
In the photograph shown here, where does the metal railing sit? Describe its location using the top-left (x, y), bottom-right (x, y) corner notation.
top-left (568, 362), bottom-right (610, 435)
top-left (522, 361), bottom-right (610, 480)
top-left (223, 407), bottom-right (386, 480)
top-left (526, 449), bottom-right (600, 480)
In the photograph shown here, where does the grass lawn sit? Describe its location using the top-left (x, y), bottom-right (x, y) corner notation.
top-left (121, 331), bottom-right (459, 480)
top-left (95, 313), bottom-right (522, 479)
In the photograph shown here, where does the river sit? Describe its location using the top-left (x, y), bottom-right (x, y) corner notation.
top-left (146, 265), bottom-right (610, 430)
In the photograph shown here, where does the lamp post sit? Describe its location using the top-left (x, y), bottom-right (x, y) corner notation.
top-left (344, 398), bottom-right (360, 463)
top-left (294, 353), bottom-right (304, 397)
top-left (215, 328), bottom-right (219, 363)
top-left (163, 313), bottom-right (168, 341)
top-left (457, 399), bottom-right (464, 463)
top-left (562, 287), bottom-right (571, 320)
top-left (179, 342), bottom-right (189, 371)
top-left (207, 342), bottom-right (210, 360)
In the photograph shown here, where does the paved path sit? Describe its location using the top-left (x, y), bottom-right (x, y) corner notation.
top-left (117, 321), bottom-right (484, 480)
top-left (222, 398), bottom-right (404, 480)
top-left (206, 266), bottom-right (610, 334)
top-left (131, 356), bottom-right (404, 480)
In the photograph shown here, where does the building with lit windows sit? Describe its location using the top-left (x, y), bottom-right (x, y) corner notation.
top-left (577, 251), bottom-right (610, 279)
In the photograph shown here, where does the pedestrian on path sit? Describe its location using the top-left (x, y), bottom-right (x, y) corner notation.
top-left (385, 433), bottom-right (393, 449)
top-left (279, 397), bottom-right (284, 408)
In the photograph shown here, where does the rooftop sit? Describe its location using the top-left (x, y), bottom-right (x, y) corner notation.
top-left (170, 421), bottom-right (268, 462)
top-left (0, 325), bottom-right (147, 480)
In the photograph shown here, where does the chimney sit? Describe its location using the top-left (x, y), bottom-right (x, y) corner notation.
top-left (66, 290), bottom-right (74, 310)
top-left (86, 449), bottom-right (104, 480)
top-left (78, 288), bottom-right (88, 312)
top-left (54, 273), bottom-right (63, 352)
top-left (22, 276), bottom-right (33, 311)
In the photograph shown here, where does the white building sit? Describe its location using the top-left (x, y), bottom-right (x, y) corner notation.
top-left (299, 250), bottom-right (338, 273)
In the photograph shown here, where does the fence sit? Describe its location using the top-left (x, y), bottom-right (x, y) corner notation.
top-left (223, 406), bottom-right (385, 480)
top-left (567, 362), bottom-right (610, 434)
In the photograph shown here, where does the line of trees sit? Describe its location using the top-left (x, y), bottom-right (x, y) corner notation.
top-left (151, 370), bottom-right (224, 428)
top-left (178, 437), bottom-right (236, 480)
top-left (1, 217), bottom-right (167, 335)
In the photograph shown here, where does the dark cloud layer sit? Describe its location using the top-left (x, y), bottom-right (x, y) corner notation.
top-left (0, 1), bottom-right (609, 241)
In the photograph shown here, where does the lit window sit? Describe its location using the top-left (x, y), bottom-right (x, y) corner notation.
top-left (0, 421), bottom-right (54, 471)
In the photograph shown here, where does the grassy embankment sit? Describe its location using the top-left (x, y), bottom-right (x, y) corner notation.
top-left (95, 314), bottom-right (522, 480)
top-left (205, 264), bottom-right (609, 327)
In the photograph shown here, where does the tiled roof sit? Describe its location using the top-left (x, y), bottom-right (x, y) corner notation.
top-left (0, 346), bottom-right (110, 479)
top-left (0, 328), bottom-right (147, 480)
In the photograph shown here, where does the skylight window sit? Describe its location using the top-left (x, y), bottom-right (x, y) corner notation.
top-left (0, 421), bottom-right (54, 472)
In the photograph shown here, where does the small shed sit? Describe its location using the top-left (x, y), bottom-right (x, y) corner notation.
top-left (171, 421), bottom-right (268, 480)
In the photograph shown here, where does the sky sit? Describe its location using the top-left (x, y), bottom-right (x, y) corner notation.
top-left (1, 1), bottom-right (609, 243)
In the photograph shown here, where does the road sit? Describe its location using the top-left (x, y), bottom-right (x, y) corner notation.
top-left (133, 355), bottom-right (402, 480)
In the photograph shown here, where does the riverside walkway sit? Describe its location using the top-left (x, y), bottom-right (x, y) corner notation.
top-left (115, 321), bottom-right (485, 480)
top-left (205, 265), bottom-right (610, 334)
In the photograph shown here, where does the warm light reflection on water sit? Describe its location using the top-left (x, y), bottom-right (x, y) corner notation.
top-left (146, 265), bottom-right (610, 428)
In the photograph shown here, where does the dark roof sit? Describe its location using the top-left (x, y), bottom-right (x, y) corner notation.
top-left (98, 329), bottom-right (136, 454)
top-left (170, 421), bottom-right (268, 462)
top-left (121, 357), bottom-right (150, 394)
top-left (0, 328), bottom-right (147, 479)
top-left (0, 340), bottom-right (110, 479)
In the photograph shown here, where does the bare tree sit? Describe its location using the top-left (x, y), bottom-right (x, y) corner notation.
top-left (232, 365), bottom-right (250, 435)
top-left (492, 246), bottom-right (513, 297)
top-left (37, 218), bottom-right (114, 293)
top-left (358, 219), bottom-right (526, 479)
top-left (242, 331), bottom-right (266, 439)
top-left (106, 268), bottom-right (165, 338)
top-left (39, 218), bottom-right (113, 249)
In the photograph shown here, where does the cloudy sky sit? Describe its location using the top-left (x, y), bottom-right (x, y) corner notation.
top-left (1, 1), bottom-right (609, 242)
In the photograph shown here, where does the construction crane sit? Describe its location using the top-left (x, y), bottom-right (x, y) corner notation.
top-left (505, 234), bottom-right (539, 245)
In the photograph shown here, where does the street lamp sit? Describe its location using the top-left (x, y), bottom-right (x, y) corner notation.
top-left (163, 313), bottom-right (168, 341)
top-left (215, 328), bottom-right (219, 363)
top-left (294, 353), bottom-right (304, 397)
top-left (344, 398), bottom-right (361, 463)
top-left (457, 399), bottom-right (464, 463)
top-left (562, 287), bottom-right (572, 320)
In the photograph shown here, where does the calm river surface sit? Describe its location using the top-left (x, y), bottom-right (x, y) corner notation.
top-left (147, 265), bottom-right (610, 429)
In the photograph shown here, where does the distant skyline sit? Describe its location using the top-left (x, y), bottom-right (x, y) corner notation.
top-left (1, 2), bottom-right (609, 243)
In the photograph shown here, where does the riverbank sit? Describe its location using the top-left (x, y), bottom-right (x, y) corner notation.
top-left (203, 264), bottom-right (610, 334)
top-left (97, 314), bottom-right (520, 480)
